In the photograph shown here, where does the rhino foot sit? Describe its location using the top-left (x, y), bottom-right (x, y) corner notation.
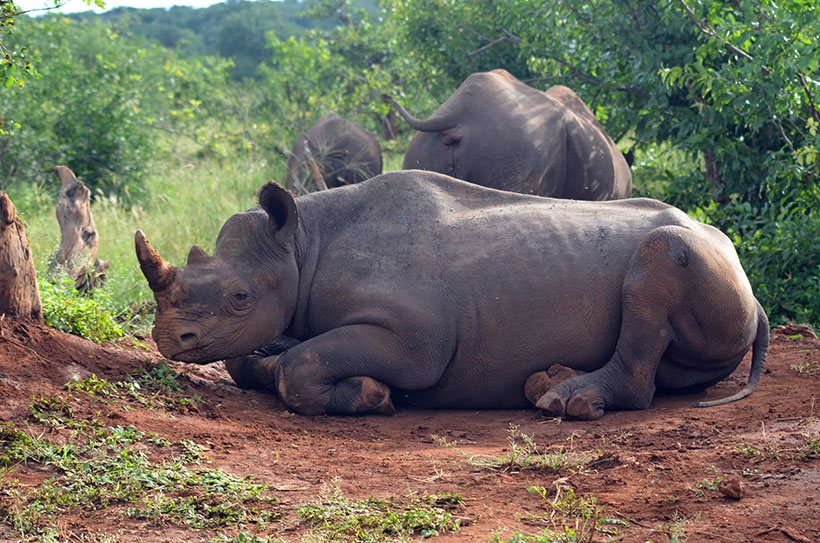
top-left (534, 377), bottom-right (606, 420)
top-left (224, 353), bottom-right (280, 391)
top-left (349, 376), bottom-right (396, 416)
top-left (524, 365), bottom-right (584, 405)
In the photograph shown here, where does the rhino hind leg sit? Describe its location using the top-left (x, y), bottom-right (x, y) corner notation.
top-left (329, 376), bottom-right (395, 415)
top-left (524, 365), bottom-right (585, 405)
top-left (536, 226), bottom-right (723, 420)
top-left (536, 225), bottom-right (760, 420)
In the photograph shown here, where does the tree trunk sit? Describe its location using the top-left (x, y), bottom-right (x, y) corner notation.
top-left (0, 192), bottom-right (43, 322)
top-left (49, 166), bottom-right (109, 291)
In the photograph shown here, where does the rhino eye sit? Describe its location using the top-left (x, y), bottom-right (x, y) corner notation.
top-left (233, 291), bottom-right (250, 302)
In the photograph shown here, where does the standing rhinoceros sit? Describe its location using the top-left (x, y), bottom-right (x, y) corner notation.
top-left (386, 69), bottom-right (632, 200)
top-left (136, 172), bottom-right (766, 419)
top-left (285, 113), bottom-right (382, 194)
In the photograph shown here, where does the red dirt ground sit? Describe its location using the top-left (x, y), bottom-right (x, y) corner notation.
top-left (1, 320), bottom-right (818, 542)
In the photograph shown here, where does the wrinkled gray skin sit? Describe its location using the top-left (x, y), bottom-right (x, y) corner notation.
top-left (387, 69), bottom-right (632, 200)
top-left (285, 113), bottom-right (382, 193)
top-left (136, 171), bottom-right (767, 419)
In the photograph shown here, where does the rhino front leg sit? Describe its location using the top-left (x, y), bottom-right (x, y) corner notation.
top-left (274, 324), bottom-right (445, 415)
top-left (224, 336), bottom-right (302, 390)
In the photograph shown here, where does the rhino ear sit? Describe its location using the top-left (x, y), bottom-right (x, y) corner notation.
top-left (186, 244), bottom-right (210, 267)
top-left (259, 181), bottom-right (298, 243)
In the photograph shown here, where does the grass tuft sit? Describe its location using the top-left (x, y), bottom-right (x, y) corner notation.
top-left (296, 480), bottom-right (463, 541)
top-left (462, 425), bottom-right (611, 474)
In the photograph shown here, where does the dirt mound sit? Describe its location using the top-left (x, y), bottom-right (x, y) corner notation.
top-left (1, 321), bottom-right (818, 542)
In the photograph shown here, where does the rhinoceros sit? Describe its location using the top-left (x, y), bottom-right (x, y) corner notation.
top-left (136, 171), bottom-right (767, 419)
top-left (285, 113), bottom-right (382, 194)
top-left (386, 69), bottom-right (632, 200)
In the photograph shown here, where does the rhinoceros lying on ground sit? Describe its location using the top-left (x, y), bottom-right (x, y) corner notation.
top-left (285, 113), bottom-right (382, 194)
top-left (136, 171), bottom-right (767, 419)
top-left (386, 69), bottom-right (632, 200)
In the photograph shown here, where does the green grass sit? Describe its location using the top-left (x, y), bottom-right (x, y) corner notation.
top-left (454, 425), bottom-right (610, 474)
top-left (65, 362), bottom-right (203, 412)
top-left (1, 412), bottom-right (279, 539)
top-left (296, 480), bottom-right (464, 542)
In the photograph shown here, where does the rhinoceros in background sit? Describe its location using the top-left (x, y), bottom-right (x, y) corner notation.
top-left (136, 172), bottom-right (766, 419)
top-left (285, 113), bottom-right (382, 194)
top-left (385, 69), bottom-right (632, 200)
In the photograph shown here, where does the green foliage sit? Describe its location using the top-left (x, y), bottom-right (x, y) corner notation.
top-left (72, 0), bottom-right (379, 80)
top-left (0, 1), bottom-right (103, 98)
top-left (0, 419), bottom-right (278, 537)
top-left (0, 15), bottom-right (239, 197)
top-left (65, 363), bottom-right (202, 411)
top-left (39, 273), bottom-right (124, 344)
top-left (297, 482), bottom-right (463, 541)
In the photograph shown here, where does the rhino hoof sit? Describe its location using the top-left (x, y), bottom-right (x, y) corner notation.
top-left (357, 377), bottom-right (396, 416)
top-left (566, 392), bottom-right (605, 420)
top-left (535, 390), bottom-right (566, 416)
top-left (525, 365), bottom-right (582, 405)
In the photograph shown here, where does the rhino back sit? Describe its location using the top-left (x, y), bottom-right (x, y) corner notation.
top-left (293, 172), bottom-right (690, 407)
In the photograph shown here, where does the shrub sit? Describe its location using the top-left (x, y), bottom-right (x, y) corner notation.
top-left (39, 274), bottom-right (124, 344)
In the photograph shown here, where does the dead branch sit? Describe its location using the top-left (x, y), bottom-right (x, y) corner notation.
top-left (0, 192), bottom-right (42, 321)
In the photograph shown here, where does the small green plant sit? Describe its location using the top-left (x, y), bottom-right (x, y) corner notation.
top-left (687, 468), bottom-right (724, 497)
top-left (39, 274), bottom-right (125, 344)
top-left (797, 433), bottom-right (820, 459)
top-left (732, 444), bottom-right (759, 457)
top-left (653, 512), bottom-right (693, 543)
top-left (502, 484), bottom-right (624, 543)
top-left (297, 480), bottom-right (463, 541)
top-left (66, 374), bottom-right (120, 397)
top-left (211, 534), bottom-right (287, 543)
top-left (28, 395), bottom-right (94, 430)
top-left (466, 426), bottom-right (610, 473)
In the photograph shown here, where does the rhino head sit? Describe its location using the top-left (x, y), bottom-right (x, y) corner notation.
top-left (135, 182), bottom-right (300, 364)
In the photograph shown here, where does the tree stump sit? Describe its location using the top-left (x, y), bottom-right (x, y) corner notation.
top-left (0, 192), bottom-right (43, 321)
top-left (50, 166), bottom-right (109, 291)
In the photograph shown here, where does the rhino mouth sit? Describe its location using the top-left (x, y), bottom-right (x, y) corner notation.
top-left (157, 340), bottom-right (220, 365)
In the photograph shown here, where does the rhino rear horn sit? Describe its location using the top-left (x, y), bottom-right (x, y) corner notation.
top-left (259, 181), bottom-right (298, 243)
top-left (186, 244), bottom-right (211, 266)
top-left (135, 230), bottom-right (177, 292)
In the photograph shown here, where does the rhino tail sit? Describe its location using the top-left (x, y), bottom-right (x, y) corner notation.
top-left (382, 94), bottom-right (454, 133)
top-left (694, 301), bottom-right (769, 408)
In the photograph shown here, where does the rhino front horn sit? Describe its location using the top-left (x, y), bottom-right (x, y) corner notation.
top-left (135, 230), bottom-right (177, 292)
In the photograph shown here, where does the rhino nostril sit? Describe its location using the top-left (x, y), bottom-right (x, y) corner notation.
top-left (179, 332), bottom-right (198, 345)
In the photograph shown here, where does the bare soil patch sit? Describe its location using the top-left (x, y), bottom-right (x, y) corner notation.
top-left (1, 321), bottom-right (818, 542)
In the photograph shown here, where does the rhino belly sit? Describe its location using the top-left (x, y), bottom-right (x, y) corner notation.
top-left (391, 329), bottom-right (620, 410)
